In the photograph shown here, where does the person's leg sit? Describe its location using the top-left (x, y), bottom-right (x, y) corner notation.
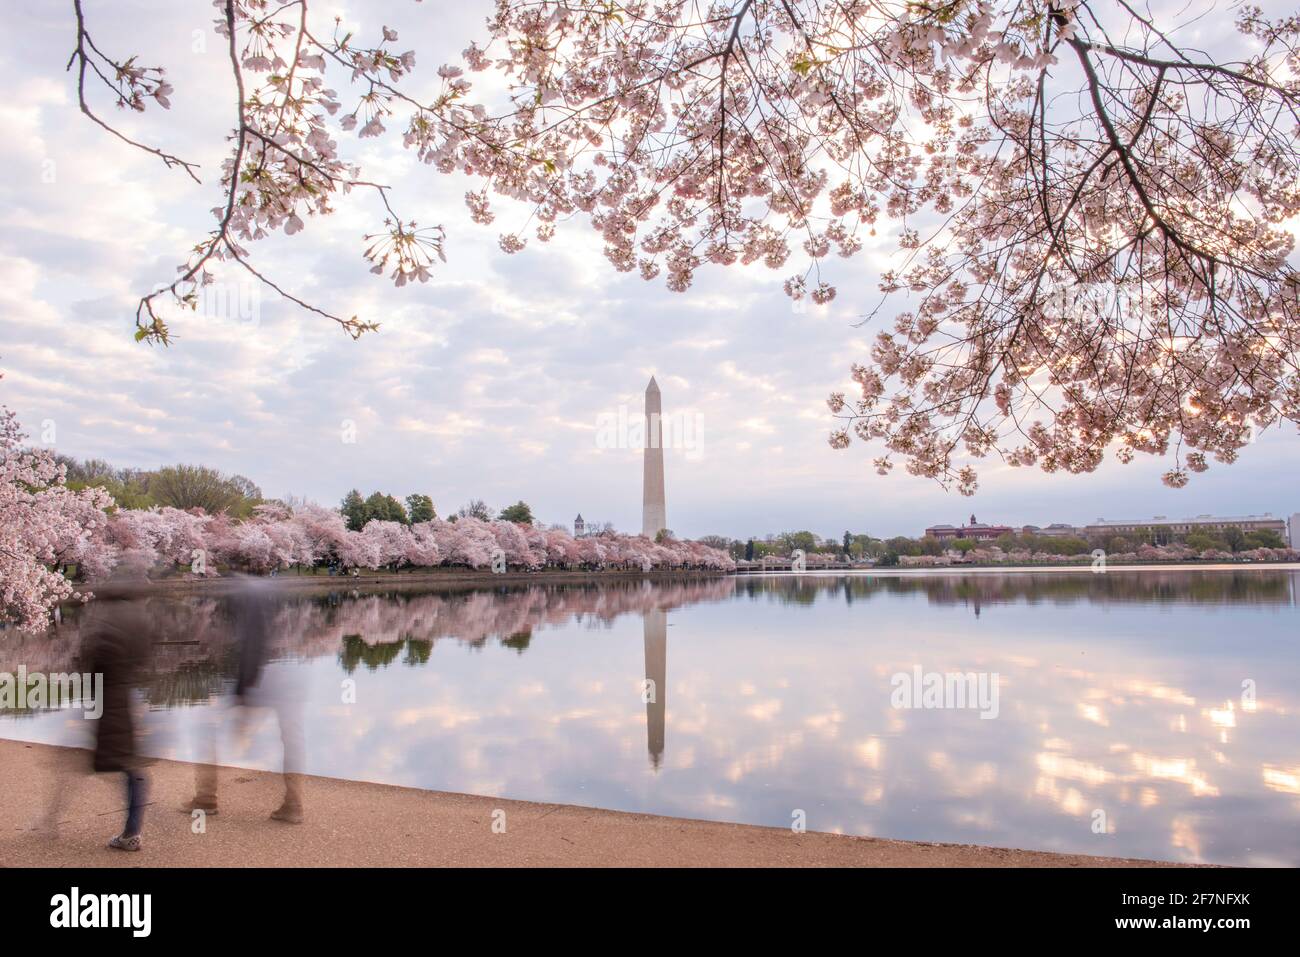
top-left (193, 763), bottom-right (218, 810)
top-left (38, 750), bottom-right (73, 835)
top-left (109, 770), bottom-right (148, 851)
top-left (124, 769), bottom-right (148, 837)
top-left (191, 702), bottom-right (222, 812)
top-left (271, 696), bottom-right (305, 822)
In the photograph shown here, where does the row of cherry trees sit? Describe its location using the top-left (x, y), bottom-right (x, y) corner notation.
top-left (2, 386), bottom-right (732, 629)
top-left (73, 502), bottom-right (734, 581)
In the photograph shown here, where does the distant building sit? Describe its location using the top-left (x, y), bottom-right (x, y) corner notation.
top-left (929, 512), bottom-right (1293, 545)
top-left (1085, 514), bottom-right (1287, 540)
top-left (925, 514), bottom-right (1013, 542)
top-left (1036, 523), bottom-right (1080, 538)
top-left (573, 515), bottom-right (613, 538)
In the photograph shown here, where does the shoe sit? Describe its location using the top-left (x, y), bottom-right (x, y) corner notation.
top-left (108, 833), bottom-right (142, 852)
top-left (188, 798), bottom-right (219, 815)
top-left (270, 803), bottom-right (303, 824)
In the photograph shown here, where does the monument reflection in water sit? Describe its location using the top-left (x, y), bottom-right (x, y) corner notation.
top-left (3, 570), bottom-right (1299, 866)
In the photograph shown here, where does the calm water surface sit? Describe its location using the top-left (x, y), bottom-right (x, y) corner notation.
top-left (3, 569), bottom-right (1298, 865)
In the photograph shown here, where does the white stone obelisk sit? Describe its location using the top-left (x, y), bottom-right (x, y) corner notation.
top-left (642, 376), bottom-right (667, 538)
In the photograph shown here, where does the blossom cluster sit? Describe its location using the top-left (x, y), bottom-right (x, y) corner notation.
top-left (65, 502), bottom-right (735, 582)
top-left (1, 387), bottom-right (114, 629)
top-left (75, 2), bottom-right (1300, 490)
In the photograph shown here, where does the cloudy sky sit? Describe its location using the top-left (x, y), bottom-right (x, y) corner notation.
top-left (2, 0), bottom-right (1298, 540)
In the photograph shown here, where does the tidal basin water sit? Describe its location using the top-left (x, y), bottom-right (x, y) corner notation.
top-left (3, 569), bottom-right (1299, 865)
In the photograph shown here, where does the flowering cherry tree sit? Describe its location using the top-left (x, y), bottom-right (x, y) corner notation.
top-left (107, 506), bottom-right (213, 572)
top-left (1, 388), bottom-right (114, 629)
top-left (433, 517), bottom-right (499, 569)
top-left (406, 520), bottom-right (443, 567)
top-left (285, 503), bottom-right (351, 564)
top-left (573, 536), bottom-right (605, 569)
top-left (72, 0), bottom-right (1300, 491)
top-left (227, 521), bottom-right (282, 572)
top-left (359, 519), bottom-right (416, 569)
top-left (490, 519), bottom-right (539, 569)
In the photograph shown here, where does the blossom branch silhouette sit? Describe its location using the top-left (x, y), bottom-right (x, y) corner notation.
top-left (70, 0), bottom-right (1300, 489)
top-left (72, 0), bottom-right (448, 343)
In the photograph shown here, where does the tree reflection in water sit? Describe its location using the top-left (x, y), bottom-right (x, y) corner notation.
top-left (4, 570), bottom-right (1298, 865)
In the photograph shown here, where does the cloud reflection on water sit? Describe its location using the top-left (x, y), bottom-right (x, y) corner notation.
top-left (3, 570), bottom-right (1298, 865)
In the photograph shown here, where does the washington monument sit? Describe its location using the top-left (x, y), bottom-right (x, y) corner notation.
top-left (642, 376), bottom-right (667, 538)
top-left (644, 608), bottom-right (666, 769)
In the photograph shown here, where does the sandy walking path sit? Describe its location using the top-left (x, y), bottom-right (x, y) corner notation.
top-left (1, 740), bottom-right (1182, 868)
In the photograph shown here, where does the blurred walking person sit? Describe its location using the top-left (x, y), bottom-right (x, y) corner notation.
top-left (83, 596), bottom-right (155, 851)
top-left (191, 576), bottom-right (305, 822)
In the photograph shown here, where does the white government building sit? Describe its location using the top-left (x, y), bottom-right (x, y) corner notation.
top-left (1016, 513), bottom-right (1299, 546)
top-left (1084, 513), bottom-right (1291, 542)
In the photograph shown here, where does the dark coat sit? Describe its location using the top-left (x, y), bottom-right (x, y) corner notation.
top-left (82, 603), bottom-right (153, 773)
top-left (231, 579), bottom-right (274, 699)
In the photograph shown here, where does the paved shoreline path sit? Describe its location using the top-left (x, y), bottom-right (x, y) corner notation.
top-left (0, 741), bottom-right (1186, 868)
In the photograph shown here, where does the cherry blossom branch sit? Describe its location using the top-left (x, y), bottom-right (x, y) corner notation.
top-left (67, 1), bottom-right (1300, 491)
top-left (76, 0), bottom-right (446, 344)
top-left (67, 0), bottom-right (198, 182)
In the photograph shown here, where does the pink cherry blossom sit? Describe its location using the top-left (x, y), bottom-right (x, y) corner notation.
top-left (69, 1), bottom-right (1300, 491)
top-left (1, 386), bottom-right (114, 629)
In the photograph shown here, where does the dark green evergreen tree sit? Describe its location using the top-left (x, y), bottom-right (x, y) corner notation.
top-left (498, 501), bottom-right (534, 525)
top-left (406, 493), bottom-right (436, 524)
top-left (341, 489), bottom-right (367, 531)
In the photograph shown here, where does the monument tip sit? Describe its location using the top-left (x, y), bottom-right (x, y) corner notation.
top-left (646, 375), bottom-right (660, 393)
